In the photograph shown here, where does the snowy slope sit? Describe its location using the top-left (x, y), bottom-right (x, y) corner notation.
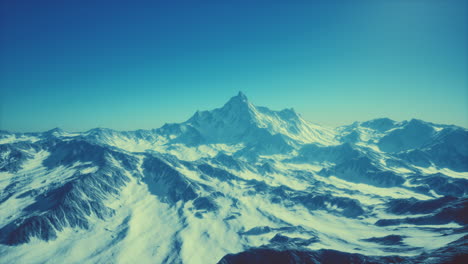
top-left (1, 93), bottom-right (467, 264)
top-left (183, 92), bottom-right (337, 146)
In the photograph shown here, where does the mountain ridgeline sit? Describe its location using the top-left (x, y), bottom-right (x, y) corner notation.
top-left (0, 92), bottom-right (467, 264)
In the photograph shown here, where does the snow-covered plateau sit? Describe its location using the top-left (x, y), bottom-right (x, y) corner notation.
top-left (1, 92), bottom-right (467, 263)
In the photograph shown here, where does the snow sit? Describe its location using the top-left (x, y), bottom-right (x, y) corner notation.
top-left (415, 166), bottom-right (468, 179)
top-left (0, 135), bottom-right (40, 144)
top-left (0, 93), bottom-right (467, 263)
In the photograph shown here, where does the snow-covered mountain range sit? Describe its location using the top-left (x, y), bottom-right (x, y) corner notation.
top-left (1, 92), bottom-right (467, 263)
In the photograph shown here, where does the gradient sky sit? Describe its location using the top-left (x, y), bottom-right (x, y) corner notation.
top-left (1, 0), bottom-right (467, 132)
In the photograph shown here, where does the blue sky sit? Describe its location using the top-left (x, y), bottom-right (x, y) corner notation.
top-left (1, 0), bottom-right (467, 132)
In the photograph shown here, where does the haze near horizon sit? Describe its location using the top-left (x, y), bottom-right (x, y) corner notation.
top-left (1, 0), bottom-right (467, 132)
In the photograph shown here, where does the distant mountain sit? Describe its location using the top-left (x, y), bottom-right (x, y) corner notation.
top-left (0, 92), bottom-right (467, 264)
top-left (156, 92), bottom-right (337, 151)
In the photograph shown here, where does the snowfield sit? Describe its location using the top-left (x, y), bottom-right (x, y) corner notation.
top-left (1, 92), bottom-right (467, 263)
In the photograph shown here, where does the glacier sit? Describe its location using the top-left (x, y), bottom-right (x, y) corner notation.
top-left (0, 92), bottom-right (467, 263)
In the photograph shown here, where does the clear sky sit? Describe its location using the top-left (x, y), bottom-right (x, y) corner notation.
top-left (1, 0), bottom-right (467, 132)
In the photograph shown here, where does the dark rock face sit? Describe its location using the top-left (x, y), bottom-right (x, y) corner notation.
top-left (0, 139), bottom-right (135, 245)
top-left (43, 139), bottom-right (109, 168)
top-left (397, 149), bottom-right (433, 168)
top-left (197, 163), bottom-right (238, 181)
top-left (0, 142), bottom-right (37, 173)
top-left (217, 248), bottom-right (405, 264)
top-left (319, 157), bottom-right (405, 188)
top-left (212, 153), bottom-right (244, 171)
top-left (269, 234), bottom-right (319, 247)
top-left (361, 118), bottom-right (398, 133)
top-left (421, 129), bottom-right (468, 172)
top-left (292, 193), bottom-right (365, 218)
top-left (340, 130), bottom-right (362, 144)
top-left (385, 196), bottom-right (458, 215)
top-left (409, 173), bottom-right (468, 197)
top-left (293, 143), bottom-right (361, 164)
top-left (0, 169), bottom-right (130, 245)
top-left (378, 119), bottom-right (436, 153)
top-left (218, 235), bottom-right (468, 264)
top-left (142, 155), bottom-right (198, 204)
top-left (361, 235), bottom-right (406, 246)
top-left (192, 196), bottom-right (218, 212)
top-left (376, 197), bottom-right (468, 227)
top-left (379, 124), bottom-right (468, 172)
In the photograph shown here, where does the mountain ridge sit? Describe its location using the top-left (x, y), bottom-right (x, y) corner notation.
top-left (0, 92), bottom-right (467, 264)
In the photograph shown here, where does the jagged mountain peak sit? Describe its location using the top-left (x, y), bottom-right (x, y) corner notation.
top-left (85, 127), bottom-right (115, 134)
top-left (45, 127), bottom-right (64, 133)
top-left (360, 118), bottom-right (397, 133)
top-left (235, 91), bottom-right (248, 101)
top-left (222, 91), bottom-right (250, 107)
top-left (188, 92), bottom-right (254, 122)
top-left (43, 127), bottom-right (66, 137)
top-left (219, 92), bottom-right (256, 118)
top-left (181, 92), bottom-right (337, 147)
top-left (279, 107), bottom-right (298, 115)
top-left (361, 117), bottom-right (396, 126)
top-left (405, 118), bottom-right (432, 127)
